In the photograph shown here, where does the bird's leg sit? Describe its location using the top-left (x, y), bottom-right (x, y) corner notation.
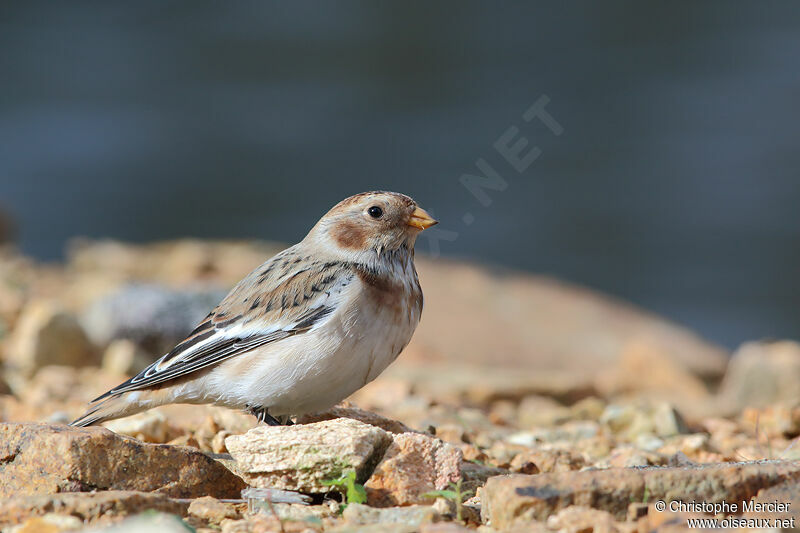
top-left (247, 405), bottom-right (283, 426)
top-left (277, 415), bottom-right (295, 426)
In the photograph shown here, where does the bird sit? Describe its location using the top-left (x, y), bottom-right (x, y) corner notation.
top-left (71, 191), bottom-right (437, 427)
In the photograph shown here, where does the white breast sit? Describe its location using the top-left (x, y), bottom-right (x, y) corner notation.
top-left (194, 266), bottom-right (422, 416)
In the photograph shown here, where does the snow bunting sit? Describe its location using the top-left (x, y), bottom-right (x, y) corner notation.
top-left (72, 191), bottom-right (437, 427)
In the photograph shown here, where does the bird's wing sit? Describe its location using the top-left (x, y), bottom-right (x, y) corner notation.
top-left (93, 248), bottom-right (356, 400)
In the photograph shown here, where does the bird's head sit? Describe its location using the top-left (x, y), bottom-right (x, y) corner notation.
top-left (308, 191), bottom-right (437, 260)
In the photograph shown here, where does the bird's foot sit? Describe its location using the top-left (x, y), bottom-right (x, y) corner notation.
top-left (247, 405), bottom-right (294, 426)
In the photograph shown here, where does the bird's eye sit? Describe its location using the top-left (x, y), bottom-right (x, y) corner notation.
top-left (367, 206), bottom-right (383, 219)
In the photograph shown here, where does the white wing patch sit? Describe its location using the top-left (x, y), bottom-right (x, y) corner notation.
top-left (89, 271), bottom-right (354, 403)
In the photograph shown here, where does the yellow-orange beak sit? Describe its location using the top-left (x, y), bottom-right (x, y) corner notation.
top-left (408, 207), bottom-right (438, 230)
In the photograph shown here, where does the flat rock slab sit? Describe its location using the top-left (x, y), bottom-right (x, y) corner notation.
top-left (0, 491), bottom-right (188, 527)
top-left (0, 423), bottom-right (245, 498)
top-left (225, 418), bottom-right (392, 493)
top-left (483, 461), bottom-right (800, 529)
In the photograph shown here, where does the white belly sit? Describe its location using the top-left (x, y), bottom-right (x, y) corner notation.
top-left (189, 287), bottom-right (420, 416)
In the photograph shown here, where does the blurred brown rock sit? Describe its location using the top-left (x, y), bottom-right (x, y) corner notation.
top-left (0, 491), bottom-right (188, 527)
top-left (718, 340), bottom-right (800, 413)
top-left (0, 422), bottom-right (245, 498)
top-left (381, 362), bottom-right (595, 407)
top-left (225, 418), bottom-right (392, 493)
top-left (594, 340), bottom-right (713, 418)
top-left (365, 432), bottom-right (462, 507)
top-left (5, 301), bottom-right (98, 389)
top-left (411, 257), bottom-right (728, 385)
top-left (482, 461), bottom-right (800, 527)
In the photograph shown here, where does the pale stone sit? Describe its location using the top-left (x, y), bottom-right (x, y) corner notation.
top-left (366, 432), bottom-right (462, 507)
top-left (188, 496), bottom-right (240, 523)
top-left (225, 418), bottom-right (392, 493)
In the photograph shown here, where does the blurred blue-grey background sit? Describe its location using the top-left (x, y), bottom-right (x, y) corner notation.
top-left (1, 2), bottom-right (799, 348)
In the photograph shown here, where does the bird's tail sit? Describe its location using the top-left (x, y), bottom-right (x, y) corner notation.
top-left (70, 393), bottom-right (149, 427)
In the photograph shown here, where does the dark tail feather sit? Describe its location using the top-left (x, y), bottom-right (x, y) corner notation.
top-left (70, 410), bottom-right (105, 427)
top-left (70, 395), bottom-right (140, 427)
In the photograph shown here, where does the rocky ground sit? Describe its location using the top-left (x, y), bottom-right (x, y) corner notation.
top-left (1, 239), bottom-right (799, 532)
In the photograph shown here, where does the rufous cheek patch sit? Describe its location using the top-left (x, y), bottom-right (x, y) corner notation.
top-left (331, 220), bottom-right (369, 250)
